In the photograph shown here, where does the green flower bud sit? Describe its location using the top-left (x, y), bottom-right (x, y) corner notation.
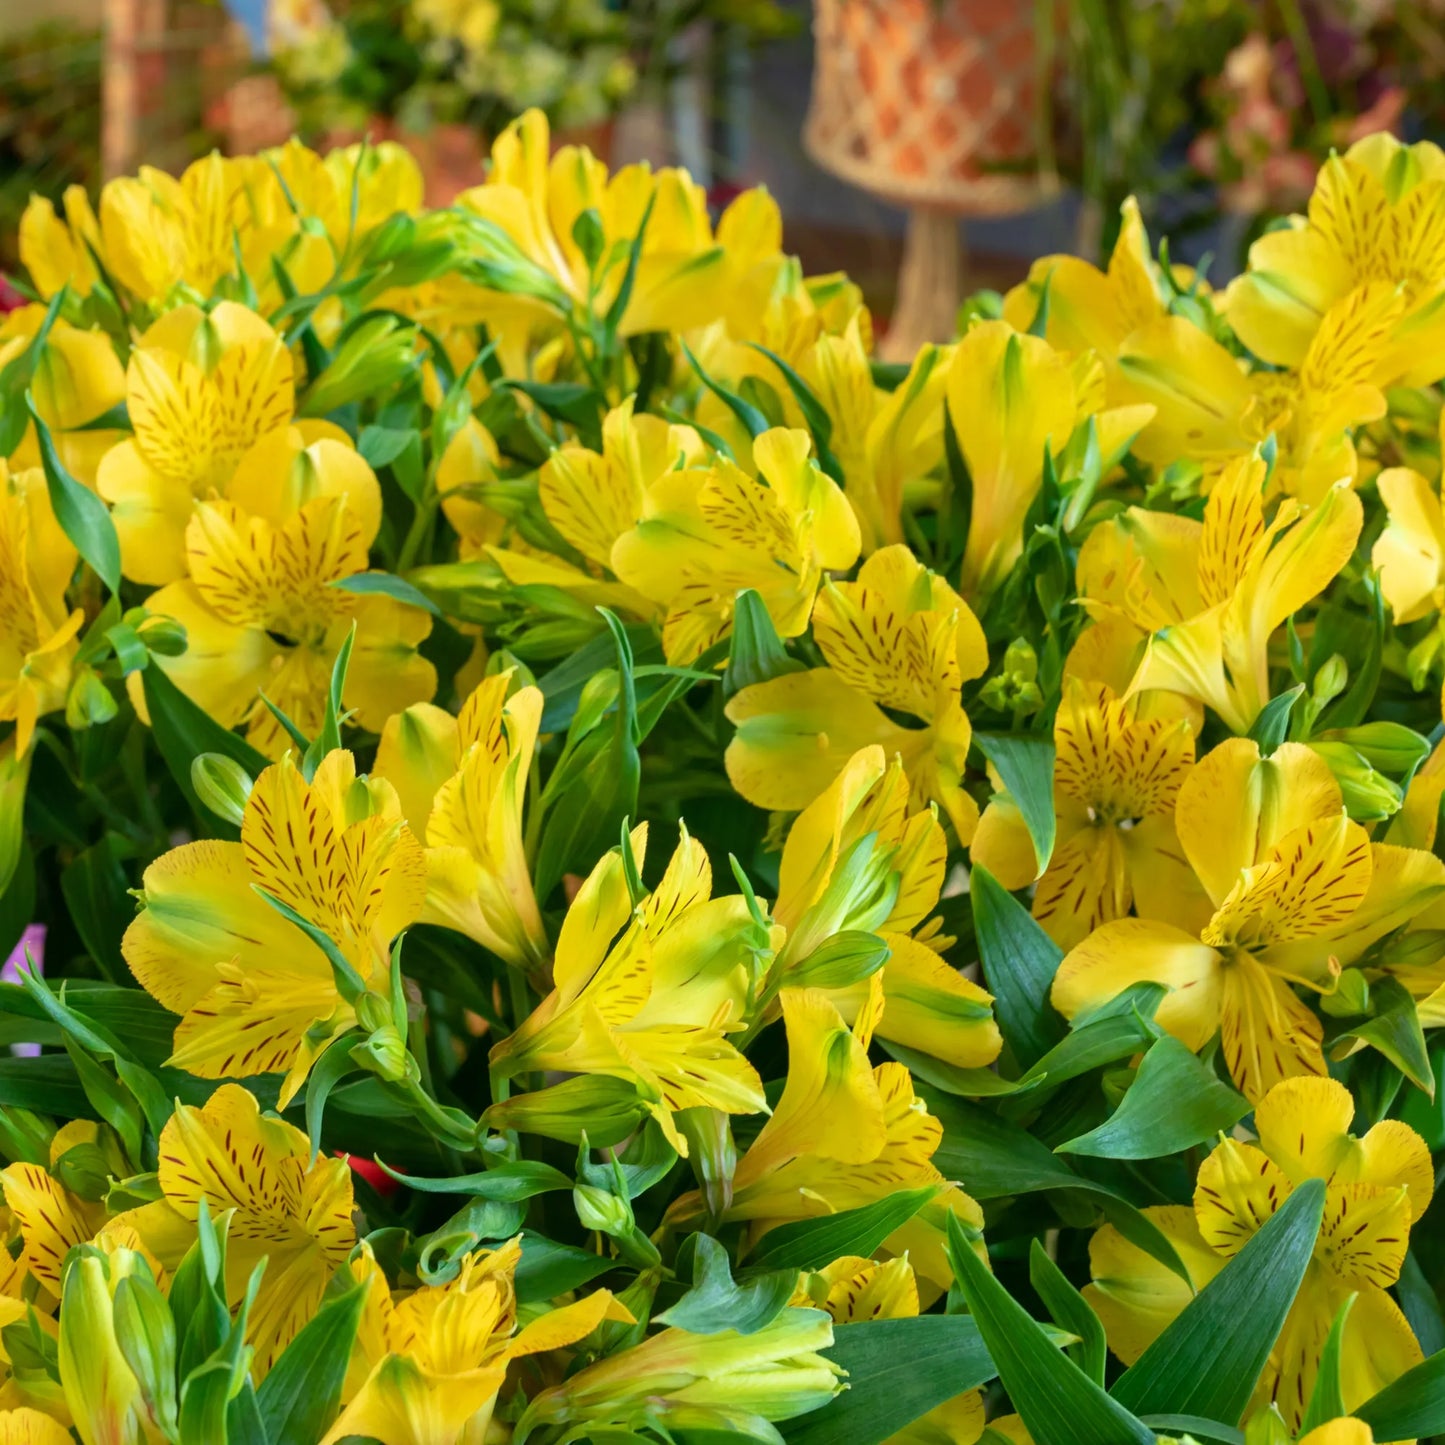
top-left (1311, 653), bottom-right (1349, 709)
top-left (483, 1075), bottom-right (649, 1148)
top-left (573, 1183), bottom-right (634, 1237)
top-left (350, 1023), bottom-right (419, 1085)
top-left (65, 668), bottom-right (118, 730)
top-left (137, 616), bottom-right (188, 657)
top-left (53, 1141), bottom-right (113, 1201)
top-left (113, 1270), bottom-right (179, 1438)
top-left (190, 753), bottom-right (253, 827)
top-left (1316, 722), bottom-right (1431, 778)
top-left (300, 315), bottom-right (420, 417)
top-left (676, 1108), bottom-right (736, 1221)
top-left (1309, 742), bottom-right (1404, 822)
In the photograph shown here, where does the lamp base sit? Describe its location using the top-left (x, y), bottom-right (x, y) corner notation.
top-left (881, 208), bottom-right (963, 363)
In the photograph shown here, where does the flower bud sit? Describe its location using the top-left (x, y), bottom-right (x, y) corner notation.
top-left (1311, 653), bottom-right (1349, 709)
top-left (1321, 968), bottom-right (1371, 1019)
top-left (300, 315), bottom-right (420, 417)
top-left (65, 668), bottom-right (118, 730)
top-left (483, 1076), bottom-right (649, 1148)
top-left (59, 1248), bottom-right (156, 1445)
top-left (137, 616), bottom-right (188, 657)
top-left (1309, 742), bottom-right (1404, 823)
top-left (574, 1182), bottom-right (634, 1237)
top-left (1316, 722), bottom-right (1431, 778)
top-left (112, 1270), bottom-right (179, 1438)
top-left (190, 753), bottom-right (253, 827)
top-left (676, 1108), bottom-right (736, 1220)
top-left (350, 1023), bottom-right (419, 1085)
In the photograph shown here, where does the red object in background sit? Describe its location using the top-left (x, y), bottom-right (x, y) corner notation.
top-left (342, 1153), bottom-right (401, 1196)
top-left (0, 277), bottom-right (26, 314)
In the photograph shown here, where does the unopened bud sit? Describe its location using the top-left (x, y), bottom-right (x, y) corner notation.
top-left (1310, 742), bottom-right (1404, 822)
top-left (191, 753), bottom-right (253, 827)
top-left (136, 617), bottom-right (188, 657)
top-left (65, 668), bottom-right (118, 730)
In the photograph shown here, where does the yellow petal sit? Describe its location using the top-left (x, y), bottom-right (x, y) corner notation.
top-left (1218, 952), bottom-right (1327, 1103)
top-left (0, 1408), bottom-right (73, 1445)
top-left (0, 1163), bottom-right (98, 1294)
top-left (1052, 918), bottom-right (1223, 1052)
top-left (1373, 467), bottom-right (1445, 624)
top-left (374, 704), bottom-right (461, 840)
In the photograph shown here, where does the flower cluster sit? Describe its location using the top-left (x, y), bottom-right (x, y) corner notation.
top-left (3, 115), bottom-right (1445, 1445)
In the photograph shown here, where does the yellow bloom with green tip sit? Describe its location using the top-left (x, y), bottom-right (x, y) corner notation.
top-left (726, 543), bottom-right (987, 839)
top-left (1086, 1078), bottom-right (1431, 1430)
top-left (0, 461), bottom-right (81, 758)
top-left (127, 1085), bottom-right (356, 1377)
top-left (374, 672), bottom-right (549, 976)
top-left (612, 426), bottom-right (860, 664)
top-left (325, 1236), bottom-right (615, 1445)
top-left (768, 746), bottom-right (1001, 1071)
top-left (1078, 453), bottom-right (1362, 734)
top-left (96, 302), bottom-right (297, 585)
top-left (1053, 737), bottom-right (1445, 1100)
top-left (122, 750), bottom-right (426, 1104)
top-left (457, 107), bottom-right (782, 337)
top-left (1224, 134), bottom-right (1445, 387)
top-left (491, 824), bottom-right (769, 1152)
top-left (135, 426), bottom-right (435, 757)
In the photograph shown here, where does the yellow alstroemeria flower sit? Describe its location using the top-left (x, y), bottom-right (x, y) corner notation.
top-left (792, 1254), bottom-right (987, 1445)
top-left (666, 985), bottom-right (983, 1291)
top-left (137, 427), bottom-right (435, 757)
top-left (1077, 453), bottom-right (1362, 734)
top-left (1085, 1078), bottom-right (1433, 1430)
top-left (0, 462), bottom-right (81, 757)
top-left (612, 426), bottom-right (861, 664)
top-left (490, 824), bottom-right (770, 1153)
top-left (0, 1409), bottom-right (70, 1445)
top-left (129, 1085), bottom-right (356, 1376)
top-left (947, 320), bottom-right (1154, 599)
top-left (1224, 133), bottom-right (1445, 387)
top-left (971, 678), bottom-right (1209, 949)
top-left (0, 307), bottom-right (126, 488)
top-left (0, 1122), bottom-right (115, 1302)
top-left (324, 1236), bottom-right (614, 1445)
top-left (95, 302), bottom-right (296, 585)
top-left (768, 746), bottom-right (1001, 1071)
top-left (726, 544), bottom-right (987, 840)
top-left (1053, 737), bottom-right (1445, 1100)
top-left (374, 672), bottom-right (550, 977)
top-left (457, 107), bottom-right (783, 338)
top-left (1112, 285), bottom-right (1400, 502)
top-left (122, 749), bottom-right (426, 1104)
top-left (488, 397), bottom-right (703, 611)
top-left (18, 185), bottom-right (102, 300)
top-left (1002, 196), bottom-right (1168, 355)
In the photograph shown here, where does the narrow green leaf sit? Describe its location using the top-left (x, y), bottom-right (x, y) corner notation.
top-left (514, 1234), bottom-right (613, 1303)
top-left (948, 1214), bottom-right (1155, 1445)
top-left (751, 1186), bottom-right (940, 1270)
top-left (376, 1159), bottom-right (573, 1199)
top-left (255, 888), bottom-right (367, 1002)
top-left (1248, 686), bottom-right (1304, 755)
top-left (1330, 976), bottom-right (1434, 1094)
top-left (682, 339), bottom-right (770, 439)
top-left (1354, 1344), bottom-right (1445, 1440)
top-left (1058, 1035), bottom-right (1249, 1159)
top-left (780, 1316), bottom-right (1004, 1445)
top-left (970, 864), bottom-right (1066, 1070)
top-left (1029, 1240), bottom-right (1107, 1384)
top-left (330, 571), bottom-right (441, 616)
top-left (1138, 1417), bottom-right (1244, 1445)
top-left (1109, 1179), bottom-right (1326, 1424)
top-left (975, 734), bottom-right (1057, 873)
top-left (305, 1034), bottom-right (360, 1164)
top-left (256, 1283), bottom-right (366, 1445)
top-left (27, 393), bottom-right (121, 591)
top-left (1298, 1293), bottom-right (1355, 1435)
top-left (724, 588), bottom-right (805, 697)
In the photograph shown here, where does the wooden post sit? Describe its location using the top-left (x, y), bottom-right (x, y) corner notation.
top-left (102, 0), bottom-right (140, 178)
top-left (882, 207), bottom-right (965, 362)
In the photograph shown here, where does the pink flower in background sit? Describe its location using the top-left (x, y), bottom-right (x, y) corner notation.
top-left (3, 925), bottom-right (43, 1058)
top-left (0, 277), bottom-right (25, 315)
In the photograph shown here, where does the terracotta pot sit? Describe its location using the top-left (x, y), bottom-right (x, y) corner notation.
top-left (805, 0), bottom-right (1041, 215)
top-left (405, 122), bottom-right (490, 207)
top-left (551, 117), bottom-right (617, 168)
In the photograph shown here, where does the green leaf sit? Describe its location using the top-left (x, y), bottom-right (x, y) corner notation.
top-left (514, 1234), bottom-right (613, 1303)
top-left (255, 888), bottom-right (367, 1002)
top-left (304, 1034), bottom-right (360, 1164)
top-left (28, 392), bottom-right (121, 592)
top-left (1298, 1293), bottom-right (1354, 1435)
top-left (1329, 975), bottom-right (1433, 1094)
top-left (143, 665), bottom-right (268, 833)
top-left (1109, 1178), bottom-right (1326, 1424)
top-left (256, 1283), bottom-right (366, 1445)
top-left (536, 623), bottom-right (663, 733)
top-left (947, 1213), bottom-right (1155, 1445)
top-left (357, 423), bottom-right (420, 470)
top-left (655, 1234), bottom-right (797, 1336)
top-left (724, 588), bottom-right (805, 696)
top-left (1010, 984), bottom-right (1165, 1099)
top-left (499, 379), bottom-right (604, 448)
top-left (682, 339), bottom-right (770, 439)
top-left (780, 1316), bottom-right (1005, 1445)
top-left (975, 734), bottom-right (1057, 874)
top-left (1354, 1344), bottom-right (1445, 1440)
top-left (751, 1186), bottom-right (940, 1270)
top-left (1138, 1417), bottom-right (1244, 1445)
top-left (1029, 1239), bottom-right (1107, 1383)
top-left (1247, 686), bottom-right (1304, 754)
top-left (0, 287), bottom-right (66, 454)
top-left (1058, 1034), bottom-right (1249, 1159)
top-left (970, 864), bottom-right (1066, 1070)
top-left (60, 836), bottom-right (131, 984)
top-left (878, 1040), bottom-right (1037, 1097)
top-left (330, 571), bottom-right (441, 616)
top-left (922, 1088), bottom-right (1192, 1282)
top-left (376, 1159), bottom-right (573, 1199)
top-left (0, 741), bottom-right (33, 901)
top-left (603, 193), bottom-right (656, 336)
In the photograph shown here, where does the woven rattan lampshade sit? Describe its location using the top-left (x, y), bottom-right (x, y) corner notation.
top-left (803, 0), bottom-right (1043, 358)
